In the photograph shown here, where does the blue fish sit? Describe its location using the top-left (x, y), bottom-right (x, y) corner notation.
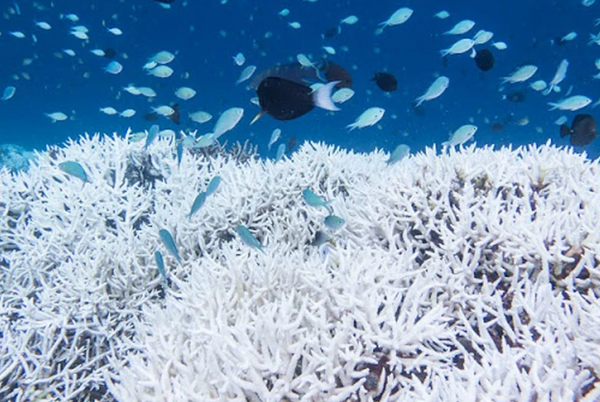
top-left (302, 188), bottom-right (333, 213)
top-left (188, 191), bottom-right (207, 219)
top-left (387, 144), bottom-right (410, 165)
top-left (276, 143), bottom-right (286, 162)
top-left (145, 124), bottom-right (159, 149)
top-left (154, 250), bottom-right (169, 284)
top-left (159, 228), bottom-right (182, 262)
top-left (324, 215), bottom-right (345, 231)
top-left (59, 161), bottom-right (89, 183)
top-left (205, 175), bottom-right (221, 196)
top-left (176, 140), bottom-right (184, 167)
top-left (1, 86), bottom-right (16, 101)
top-left (235, 225), bottom-right (264, 252)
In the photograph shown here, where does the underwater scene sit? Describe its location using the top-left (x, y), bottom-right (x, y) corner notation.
top-left (1, 0), bottom-right (600, 163)
top-left (3, 0), bottom-right (600, 401)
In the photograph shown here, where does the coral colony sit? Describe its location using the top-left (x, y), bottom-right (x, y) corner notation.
top-left (1, 132), bottom-right (600, 401)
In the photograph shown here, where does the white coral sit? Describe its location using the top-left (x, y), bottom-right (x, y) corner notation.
top-left (1, 133), bottom-right (599, 401)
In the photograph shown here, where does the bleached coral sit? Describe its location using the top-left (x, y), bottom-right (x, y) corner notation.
top-left (1, 133), bottom-right (600, 401)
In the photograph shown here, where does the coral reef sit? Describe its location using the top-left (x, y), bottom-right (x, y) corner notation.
top-left (1, 132), bottom-right (599, 401)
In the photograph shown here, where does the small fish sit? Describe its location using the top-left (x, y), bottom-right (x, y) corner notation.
top-left (9, 31), bottom-right (26, 39)
top-left (492, 41), bottom-right (508, 50)
top-left (175, 87), bottom-right (196, 100)
top-left (323, 46), bottom-right (336, 55)
top-left (236, 65), bottom-right (257, 85)
top-left (59, 161), bottom-right (89, 183)
top-left (211, 107), bottom-right (244, 139)
top-left (387, 144), bottom-right (410, 165)
top-left (148, 65), bottom-right (174, 78)
top-left (288, 21), bottom-right (301, 29)
top-left (543, 59), bottom-right (568, 95)
top-left (371, 72), bottom-right (397, 92)
top-left (415, 76), bottom-right (449, 107)
top-left (159, 229), bottom-right (182, 263)
top-left (434, 11), bottom-right (450, 19)
top-left (324, 215), bottom-right (345, 231)
top-left (276, 143), bottom-right (286, 161)
top-left (235, 225), bottom-right (264, 252)
top-left (145, 125), bottom-right (160, 149)
top-left (119, 109), bottom-right (136, 118)
top-left (443, 125), bottom-right (478, 147)
top-left (188, 191), bottom-right (207, 218)
top-left (206, 176), bottom-right (221, 196)
top-left (137, 87), bottom-right (157, 97)
top-left (278, 8), bottom-right (290, 17)
top-left (152, 105), bottom-right (175, 116)
top-left (340, 15), bottom-right (358, 25)
top-left (347, 107), bottom-right (385, 131)
top-left (472, 30), bottom-right (494, 45)
top-left (377, 7), bottom-right (413, 34)
top-left (189, 111), bottom-right (212, 124)
top-left (1, 86), bottom-right (16, 101)
top-left (549, 95), bottom-right (592, 111)
top-left (100, 107), bottom-right (118, 115)
top-left (176, 140), bottom-right (184, 166)
top-left (331, 88), bottom-right (355, 104)
top-left (233, 52), bottom-right (245, 66)
top-left (45, 112), bottom-right (68, 122)
top-left (104, 61), bottom-right (123, 74)
top-left (35, 21), bottom-right (52, 30)
top-left (149, 50), bottom-right (176, 65)
top-left (154, 251), bottom-right (169, 284)
top-left (107, 27), bottom-right (123, 36)
top-left (440, 38), bottom-right (475, 57)
top-left (502, 65), bottom-right (538, 84)
top-left (302, 188), bottom-right (333, 213)
top-left (444, 20), bottom-right (475, 35)
top-left (268, 128), bottom-right (281, 150)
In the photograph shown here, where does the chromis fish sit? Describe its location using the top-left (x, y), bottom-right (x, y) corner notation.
top-left (324, 215), bottom-right (345, 230)
top-left (302, 188), bottom-right (333, 213)
top-left (159, 229), bottom-right (182, 262)
top-left (206, 176), bottom-right (221, 196)
top-left (154, 251), bottom-right (169, 285)
top-left (387, 144), bottom-right (410, 165)
top-left (188, 191), bottom-right (207, 219)
top-left (145, 124), bottom-right (159, 149)
top-left (443, 124), bottom-right (478, 147)
top-left (236, 225), bottom-right (264, 252)
top-left (59, 161), bottom-right (89, 183)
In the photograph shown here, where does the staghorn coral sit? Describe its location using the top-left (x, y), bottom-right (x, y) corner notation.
top-left (1, 132), bottom-right (600, 401)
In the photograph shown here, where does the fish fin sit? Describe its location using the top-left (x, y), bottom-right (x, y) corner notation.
top-left (346, 123), bottom-right (357, 131)
top-left (548, 102), bottom-right (559, 111)
top-left (250, 111), bottom-right (265, 125)
top-left (560, 124), bottom-right (572, 138)
top-left (313, 81), bottom-right (340, 112)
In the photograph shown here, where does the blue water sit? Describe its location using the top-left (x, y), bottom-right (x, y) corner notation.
top-left (1, 0), bottom-right (599, 159)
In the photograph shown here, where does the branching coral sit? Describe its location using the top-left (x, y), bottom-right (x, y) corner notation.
top-left (1, 133), bottom-right (599, 401)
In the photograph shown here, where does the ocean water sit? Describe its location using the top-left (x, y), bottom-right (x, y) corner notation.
top-left (0, 0), bottom-right (599, 159)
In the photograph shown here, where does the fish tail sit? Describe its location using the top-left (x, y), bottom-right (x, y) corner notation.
top-left (346, 123), bottom-right (357, 131)
top-left (414, 97), bottom-right (424, 107)
top-left (548, 102), bottom-right (559, 111)
top-left (250, 111), bottom-right (265, 125)
top-left (439, 49), bottom-right (449, 57)
top-left (313, 81), bottom-right (340, 112)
